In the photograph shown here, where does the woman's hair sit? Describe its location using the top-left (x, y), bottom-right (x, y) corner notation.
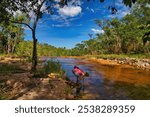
top-left (74, 66), bottom-right (79, 69)
top-left (85, 72), bottom-right (89, 77)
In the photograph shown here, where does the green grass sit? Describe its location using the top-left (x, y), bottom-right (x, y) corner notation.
top-left (0, 54), bottom-right (6, 57)
top-left (44, 59), bottom-right (65, 74)
top-left (85, 54), bottom-right (150, 59)
top-left (64, 85), bottom-right (72, 94)
top-left (35, 59), bottom-right (66, 78)
top-left (0, 64), bottom-right (24, 73)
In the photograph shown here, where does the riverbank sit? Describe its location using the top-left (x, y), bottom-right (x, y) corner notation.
top-left (0, 56), bottom-right (73, 99)
top-left (62, 54), bottom-right (150, 71)
top-left (0, 55), bottom-right (150, 99)
top-left (87, 57), bottom-right (150, 71)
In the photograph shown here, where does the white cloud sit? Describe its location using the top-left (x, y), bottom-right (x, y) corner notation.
top-left (23, 26), bottom-right (31, 30)
top-left (52, 24), bottom-right (64, 27)
top-left (51, 16), bottom-right (81, 27)
top-left (86, 7), bottom-right (89, 10)
top-left (58, 6), bottom-right (82, 17)
top-left (51, 0), bottom-right (82, 27)
top-left (91, 8), bottom-right (94, 13)
top-left (40, 3), bottom-right (47, 12)
top-left (121, 11), bottom-right (130, 16)
top-left (52, 23), bottom-right (69, 27)
top-left (50, 15), bottom-right (61, 21)
top-left (91, 28), bottom-right (104, 34)
top-left (107, 5), bottom-right (130, 19)
top-left (52, 20), bottom-right (71, 27)
top-left (115, 10), bottom-right (130, 18)
top-left (115, 0), bottom-right (124, 7)
top-left (86, 7), bottom-right (95, 12)
top-left (68, 0), bottom-right (82, 6)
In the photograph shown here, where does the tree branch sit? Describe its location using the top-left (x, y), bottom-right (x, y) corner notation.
top-left (11, 21), bottom-right (33, 31)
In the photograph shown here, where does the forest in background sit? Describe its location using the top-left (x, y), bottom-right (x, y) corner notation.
top-left (0, 0), bottom-right (149, 58)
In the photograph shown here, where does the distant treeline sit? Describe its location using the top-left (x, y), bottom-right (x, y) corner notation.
top-left (15, 40), bottom-right (71, 57)
top-left (71, 1), bottom-right (150, 56)
top-left (0, 0), bottom-right (149, 57)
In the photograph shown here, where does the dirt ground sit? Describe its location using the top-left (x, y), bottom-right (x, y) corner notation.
top-left (0, 57), bottom-right (72, 100)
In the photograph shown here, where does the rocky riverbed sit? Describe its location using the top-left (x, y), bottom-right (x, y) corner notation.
top-left (116, 58), bottom-right (150, 70)
top-left (88, 57), bottom-right (150, 71)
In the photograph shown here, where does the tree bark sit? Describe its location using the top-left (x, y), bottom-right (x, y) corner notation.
top-left (31, 32), bottom-right (37, 72)
top-left (31, 14), bottom-right (39, 72)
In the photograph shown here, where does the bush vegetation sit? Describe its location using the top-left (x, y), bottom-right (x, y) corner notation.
top-left (0, 64), bottom-right (24, 73)
top-left (34, 59), bottom-right (66, 78)
top-left (44, 59), bottom-right (65, 75)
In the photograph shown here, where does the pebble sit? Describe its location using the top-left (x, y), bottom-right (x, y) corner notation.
top-left (111, 58), bottom-right (150, 70)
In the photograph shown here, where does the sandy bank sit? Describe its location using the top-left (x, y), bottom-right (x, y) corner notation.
top-left (87, 57), bottom-right (150, 71)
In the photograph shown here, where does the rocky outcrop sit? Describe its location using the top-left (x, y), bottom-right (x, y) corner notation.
top-left (116, 58), bottom-right (150, 70)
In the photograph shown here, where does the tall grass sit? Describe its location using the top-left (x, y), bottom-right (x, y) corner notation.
top-left (0, 64), bottom-right (24, 73)
top-left (35, 59), bottom-right (66, 78)
top-left (85, 54), bottom-right (150, 59)
top-left (44, 59), bottom-right (65, 75)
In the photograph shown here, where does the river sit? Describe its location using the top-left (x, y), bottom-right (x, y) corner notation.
top-left (52, 58), bottom-right (150, 100)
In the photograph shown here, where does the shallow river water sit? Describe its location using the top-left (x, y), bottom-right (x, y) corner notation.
top-left (55, 58), bottom-right (150, 100)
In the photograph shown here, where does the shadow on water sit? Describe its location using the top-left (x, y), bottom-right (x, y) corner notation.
top-left (54, 58), bottom-right (150, 100)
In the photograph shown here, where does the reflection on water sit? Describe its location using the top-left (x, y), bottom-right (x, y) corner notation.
top-left (55, 58), bottom-right (150, 100)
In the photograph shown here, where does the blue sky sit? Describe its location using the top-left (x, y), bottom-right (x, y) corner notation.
top-left (24, 0), bottom-right (130, 48)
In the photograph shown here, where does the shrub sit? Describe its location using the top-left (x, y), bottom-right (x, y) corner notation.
top-left (35, 59), bottom-right (66, 78)
top-left (0, 64), bottom-right (24, 73)
top-left (44, 59), bottom-right (62, 74)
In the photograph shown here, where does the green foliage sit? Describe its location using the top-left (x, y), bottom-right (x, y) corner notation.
top-left (70, 0), bottom-right (150, 56)
top-left (15, 40), bottom-right (72, 57)
top-left (26, 56), bottom-right (32, 63)
top-left (0, 15), bottom-right (25, 54)
top-left (15, 40), bottom-right (33, 57)
top-left (85, 54), bottom-right (149, 59)
top-left (65, 86), bottom-right (72, 95)
top-left (44, 59), bottom-right (65, 75)
top-left (32, 59), bottom-right (66, 78)
top-left (0, 64), bottom-right (24, 73)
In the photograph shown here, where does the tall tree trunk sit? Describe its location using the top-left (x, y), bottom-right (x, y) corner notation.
top-left (26, 0), bottom-right (44, 72)
top-left (31, 30), bottom-right (37, 72)
top-left (31, 12), bottom-right (39, 73)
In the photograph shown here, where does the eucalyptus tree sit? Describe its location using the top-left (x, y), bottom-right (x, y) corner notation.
top-left (0, 0), bottom-right (57, 72)
top-left (132, 0), bottom-right (150, 47)
top-left (0, 16), bottom-right (24, 54)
